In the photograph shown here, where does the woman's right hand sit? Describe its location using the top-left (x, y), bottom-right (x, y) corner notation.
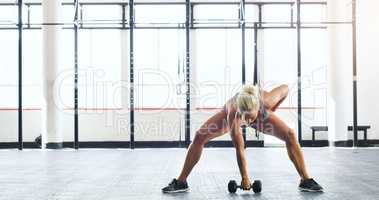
top-left (241, 177), bottom-right (251, 190)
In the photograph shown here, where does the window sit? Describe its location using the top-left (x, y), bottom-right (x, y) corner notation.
top-left (27, 5), bottom-right (42, 27)
top-left (78, 30), bottom-right (123, 108)
top-left (81, 5), bottom-right (123, 28)
top-left (134, 29), bottom-right (185, 142)
top-left (0, 31), bottom-right (18, 107)
top-left (262, 4), bottom-right (293, 27)
top-left (245, 4), bottom-right (259, 23)
top-left (0, 30), bottom-right (18, 142)
top-left (0, 5), bottom-right (17, 28)
top-left (135, 5), bottom-right (185, 27)
top-left (193, 4), bottom-right (239, 27)
top-left (135, 29), bottom-right (185, 108)
top-left (301, 29), bottom-right (328, 127)
top-left (300, 4), bottom-right (326, 27)
top-left (195, 29), bottom-right (241, 108)
top-left (62, 5), bottom-right (75, 25)
top-left (23, 30), bottom-right (42, 108)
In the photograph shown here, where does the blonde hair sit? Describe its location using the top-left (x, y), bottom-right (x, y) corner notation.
top-left (236, 84), bottom-right (260, 115)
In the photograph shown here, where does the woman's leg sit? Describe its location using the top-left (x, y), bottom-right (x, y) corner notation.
top-left (262, 84), bottom-right (289, 112)
top-left (177, 110), bottom-right (229, 182)
top-left (257, 112), bottom-right (310, 180)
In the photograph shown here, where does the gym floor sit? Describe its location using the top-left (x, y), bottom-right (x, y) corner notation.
top-left (1, 148), bottom-right (378, 200)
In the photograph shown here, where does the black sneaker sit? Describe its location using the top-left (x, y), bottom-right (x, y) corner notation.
top-left (299, 178), bottom-right (323, 192)
top-left (162, 179), bottom-right (189, 193)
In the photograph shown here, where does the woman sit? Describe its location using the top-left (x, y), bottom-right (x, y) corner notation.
top-left (162, 84), bottom-right (323, 193)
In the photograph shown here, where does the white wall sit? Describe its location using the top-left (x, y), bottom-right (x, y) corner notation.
top-left (0, 110), bottom-right (130, 142)
top-left (356, 0), bottom-right (379, 140)
top-left (0, 110), bottom-right (52, 142)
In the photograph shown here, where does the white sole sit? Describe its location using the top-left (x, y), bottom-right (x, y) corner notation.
top-left (299, 187), bottom-right (323, 192)
top-left (163, 188), bottom-right (190, 194)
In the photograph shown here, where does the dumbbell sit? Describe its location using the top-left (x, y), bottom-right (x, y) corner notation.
top-left (228, 179), bottom-right (262, 193)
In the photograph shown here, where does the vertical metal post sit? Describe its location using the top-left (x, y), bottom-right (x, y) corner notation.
top-left (190, 4), bottom-right (194, 28)
top-left (27, 5), bottom-right (30, 29)
top-left (185, 0), bottom-right (191, 148)
top-left (80, 4), bottom-right (83, 29)
top-left (240, 0), bottom-right (247, 147)
top-left (129, 0), bottom-right (135, 149)
top-left (258, 4), bottom-right (262, 28)
top-left (74, 0), bottom-right (79, 149)
top-left (254, 5), bottom-right (261, 85)
top-left (240, 0), bottom-right (245, 84)
top-left (296, 0), bottom-right (302, 144)
top-left (122, 4), bottom-right (126, 29)
top-left (352, 0), bottom-right (358, 147)
top-left (253, 23), bottom-right (258, 85)
top-left (256, 7), bottom-right (262, 143)
top-left (18, 0), bottom-right (23, 150)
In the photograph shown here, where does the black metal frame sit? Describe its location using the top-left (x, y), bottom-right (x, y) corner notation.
top-left (0, 1), bottom-right (330, 30)
top-left (296, 0), bottom-right (302, 143)
top-left (240, 0), bottom-right (247, 147)
top-left (253, 22), bottom-right (259, 143)
top-left (1, 0), bottom-right (360, 149)
top-left (352, 0), bottom-right (358, 147)
top-left (4, 1), bottom-right (326, 6)
top-left (0, 26), bottom-right (328, 30)
top-left (18, 0), bottom-right (23, 150)
top-left (74, 0), bottom-right (79, 149)
top-left (185, 0), bottom-right (191, 147)
top-left (253, 22), bottom-right (258, 84)
top-left (129, 0), bottom-right (135, 149)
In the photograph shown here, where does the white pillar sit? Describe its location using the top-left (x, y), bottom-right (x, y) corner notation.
top-left (42, 0), bottom-right (63, 148)
top-left (327, 0), bottom-right (353, 144)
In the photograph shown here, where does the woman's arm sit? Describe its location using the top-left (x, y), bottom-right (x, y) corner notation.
top-left (229, 115), bottom-right (251, 190)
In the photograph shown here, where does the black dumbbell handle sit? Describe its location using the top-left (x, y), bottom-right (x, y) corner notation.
top-left (236, 184), bottom-right (253, 190)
